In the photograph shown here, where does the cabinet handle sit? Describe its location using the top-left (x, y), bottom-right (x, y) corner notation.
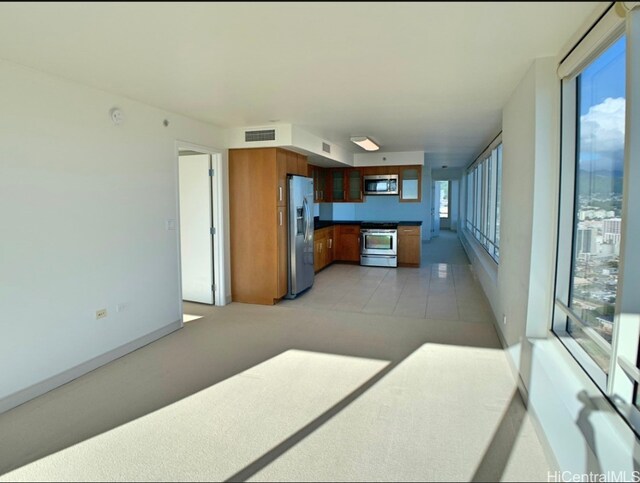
top-left (279, 211), bottom-right (283, 226)
top-left (279, 186), bottom-right (283, 201)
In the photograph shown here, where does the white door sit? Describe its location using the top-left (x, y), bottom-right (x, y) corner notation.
top-left (179, 153), bottom-right (214, 304)
top-left (432, 181), bottom-right (441, 237)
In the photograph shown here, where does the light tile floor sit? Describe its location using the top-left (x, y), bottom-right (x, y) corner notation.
top-left (280, 233), bottom-right (494, 325)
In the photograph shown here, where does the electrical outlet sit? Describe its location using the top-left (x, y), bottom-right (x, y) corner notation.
top-left (96, 309), bottom-right (108, 320)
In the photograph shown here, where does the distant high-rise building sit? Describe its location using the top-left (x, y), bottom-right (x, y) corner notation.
top-left (577, 228), bottom-right (596, 255)
top-left (603, 218), bottom-right (622, 244)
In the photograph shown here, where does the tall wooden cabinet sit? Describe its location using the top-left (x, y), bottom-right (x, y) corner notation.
top-left (229, 147), bottom-right (307, 305)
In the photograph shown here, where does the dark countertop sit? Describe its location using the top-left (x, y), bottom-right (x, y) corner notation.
top-left (314, 219), bottom-right (422, 230)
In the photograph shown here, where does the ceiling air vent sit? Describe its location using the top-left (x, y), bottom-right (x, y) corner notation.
top-left (322, 142), bottom-right (331, 154)
top-left (245, 129), bottom-right (276, 142)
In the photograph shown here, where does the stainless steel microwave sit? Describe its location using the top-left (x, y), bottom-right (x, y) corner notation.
top-left (363, 174), bottom-right (399, 195)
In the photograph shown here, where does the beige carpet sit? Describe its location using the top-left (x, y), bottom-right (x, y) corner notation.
top-left (0, 280), bottom-right (552, 481)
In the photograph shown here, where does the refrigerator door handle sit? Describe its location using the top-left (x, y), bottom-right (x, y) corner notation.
top-left (302, 197), bottom-right (311, 242)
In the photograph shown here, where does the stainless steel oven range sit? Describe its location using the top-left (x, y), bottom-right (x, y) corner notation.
top-left (360, 222), bottom-right (398, 267)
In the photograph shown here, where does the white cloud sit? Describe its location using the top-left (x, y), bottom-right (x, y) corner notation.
top-left (580, 97), bottom-right (625, 162)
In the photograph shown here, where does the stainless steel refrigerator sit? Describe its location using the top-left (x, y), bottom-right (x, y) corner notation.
top-left (286, 175), bottom-right (314, 298)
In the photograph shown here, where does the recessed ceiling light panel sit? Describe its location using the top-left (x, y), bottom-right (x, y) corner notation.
top-left (350, 136), bottom-right (380, 151)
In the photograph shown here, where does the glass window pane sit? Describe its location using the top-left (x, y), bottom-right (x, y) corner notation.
top-left (439, 181), bottom-right (449, 218)
top-left (568, 36), bottom-right (626, 373)
top-left (332, 171), bottom-right (344, 201)
top-left (401, 168), bottom-right (419, 200)
top-left (488, 149), bottom-right (498, 246)
top-left (475, 164), bottom-right (482, 238)
top-left (348, 170), bottom-right (361, 199)
top-left (496, 144), bottom-right (502, 254)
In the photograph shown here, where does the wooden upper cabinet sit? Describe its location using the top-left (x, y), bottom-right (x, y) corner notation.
top-left (285, 150), bottom-right (298, 176)
top-left (325, 168), bottom-right (363, 203)
top-left (330, 169), bottom-right (346, 202)
top-left (317, 167), bottom-right (327, 202)
top-left (297, 153), bottom-right (308, 176)
top-left (399, 165), bottom-right (422, 202)
top-left (308, 165), bottom-right (327, 202)
top-left (346, 168), bottom-right (363, 202)
top-left (362, 165), bottom-right (399, 176)
top-left (282, 149), bottom-right (308, 176)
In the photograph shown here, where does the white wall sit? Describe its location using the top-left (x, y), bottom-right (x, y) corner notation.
top-left (461, 56), bottom-right (640, 475)
top-left (353, 150), bottom-right (424, 167)
top-left (0, 60), bottom-right (227, 403)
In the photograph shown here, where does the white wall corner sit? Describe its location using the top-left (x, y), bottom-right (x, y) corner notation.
top-left (525, 57), bottom-right (561, 338)
top-left (290, 125), bottom-right (353, 166)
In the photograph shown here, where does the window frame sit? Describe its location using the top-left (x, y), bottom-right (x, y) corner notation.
top-left (465, 134), bottom-right (502, 263)
top-left (438, 180), bottom-right (451, 220)
top-left (553, 22), bottom-right (640, 436)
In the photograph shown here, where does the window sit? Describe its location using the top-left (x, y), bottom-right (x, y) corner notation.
top-left (554, 20), bottom-right (640, 435)
top-left (570, 35), bottom-right (625, 373)
top-left (438, 181), bottom-right (449, 219)
top-left (555, 35), bottom-right (625, 382)
top-left (465, 138), bottom-right (502, 262)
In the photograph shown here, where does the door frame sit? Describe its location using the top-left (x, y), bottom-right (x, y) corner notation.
top-left (175, 140), bottom-right (227, 310)
top-left (431, 180), bottom-right (441, 237)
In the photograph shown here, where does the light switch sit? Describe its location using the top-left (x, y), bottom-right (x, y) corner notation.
top-left (166, 219), bottom-right (176, 231)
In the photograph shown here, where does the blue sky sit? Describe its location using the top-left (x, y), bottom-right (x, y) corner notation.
top-left (580, 35), bottom-right (626, 115)
top-left (578, 35), bottom-right (626, 173)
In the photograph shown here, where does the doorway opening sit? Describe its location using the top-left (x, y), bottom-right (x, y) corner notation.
top-left (432, 179), bottom-right (459, 236)
top-left (176, 142), bottom-right (225, 325)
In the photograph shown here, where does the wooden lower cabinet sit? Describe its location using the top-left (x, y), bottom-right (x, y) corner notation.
top-left (398, 226), bottom-right (422, 267)
top-left (314, 225), bottom-right (357, 272)
top-left (326, 227), bottom-right (335, 265)
top-left (336, 225), bottom-right (360, 262)
top-left (314, 231), bottom-right (326, 272)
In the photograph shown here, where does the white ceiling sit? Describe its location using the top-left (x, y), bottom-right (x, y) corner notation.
top-left (0, 2), bottom-right (599, 167)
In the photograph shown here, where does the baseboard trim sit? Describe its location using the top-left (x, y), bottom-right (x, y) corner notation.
top-left (0, 320), bottom-right (182, 415)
